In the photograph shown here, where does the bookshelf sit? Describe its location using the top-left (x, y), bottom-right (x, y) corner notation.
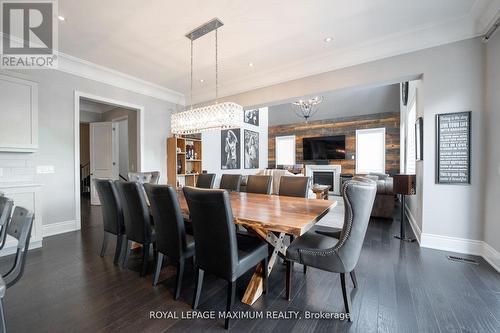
top-left (167, 136), bottom-right (203, 187)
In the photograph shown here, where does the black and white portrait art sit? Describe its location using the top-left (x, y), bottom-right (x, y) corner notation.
top-left (244, 109), bottom-right (259, 126)
top-left (221, 129), bottom-right (241, 169)
top-left (244, 130), bottom-right (259, 169)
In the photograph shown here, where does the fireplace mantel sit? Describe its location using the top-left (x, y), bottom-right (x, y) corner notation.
top-left (305, 164), bottom-right (342, 195)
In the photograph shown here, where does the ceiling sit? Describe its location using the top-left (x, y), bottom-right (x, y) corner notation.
top-left (57, 0), bottom-right (499, 104)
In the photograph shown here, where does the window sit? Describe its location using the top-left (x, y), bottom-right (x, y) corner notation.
top-left (405, 99), bottom-right (416, 174)
top-left (356, 128), bottom-right (386, 174)
top-left (275, 135), bottom-right (296, 166)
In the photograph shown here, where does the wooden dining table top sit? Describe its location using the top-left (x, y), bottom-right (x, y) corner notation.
top-left (177, 190), bottom-right (337, 236)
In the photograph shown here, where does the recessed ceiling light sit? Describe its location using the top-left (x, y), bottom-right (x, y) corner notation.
top-left (248, 62), bottom-right (254, 67)
top-left (57, 15), bottom-right (66, 21)
top-left (324, 37), bottom-right (333, 43)
top-left (199, 79), bottom-right (204, 83)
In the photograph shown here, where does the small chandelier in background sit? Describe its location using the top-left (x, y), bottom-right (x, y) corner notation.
top-left (291, 96), bottom-right (324, 123)
top-left (171, 18), bottom-right (243, 135)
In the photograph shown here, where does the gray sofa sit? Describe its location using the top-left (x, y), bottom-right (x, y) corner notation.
top-left (364, 173), bottom-right (394, 219)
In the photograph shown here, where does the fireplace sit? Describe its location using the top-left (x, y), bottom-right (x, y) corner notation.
top-left (305, 164), bottom-right (342, 195)
top-left (313, 172), bottom-right (334, 191)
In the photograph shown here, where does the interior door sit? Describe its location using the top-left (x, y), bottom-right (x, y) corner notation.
top-left (90, 122), bottom-right (117, 205)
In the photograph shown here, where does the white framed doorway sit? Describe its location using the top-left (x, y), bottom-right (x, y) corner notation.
top-left (74, 91), bottom-right (145, 230)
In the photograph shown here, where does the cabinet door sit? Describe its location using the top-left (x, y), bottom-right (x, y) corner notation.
top-left (0, 74), bottom-right (38, 152)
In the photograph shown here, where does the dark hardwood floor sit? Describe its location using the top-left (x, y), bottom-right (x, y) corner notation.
top-left (2, 195), bottom-right (500, 333)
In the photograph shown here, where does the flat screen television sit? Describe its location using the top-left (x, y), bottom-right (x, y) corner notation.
top-left (303, 135), bottom-right (346, 160)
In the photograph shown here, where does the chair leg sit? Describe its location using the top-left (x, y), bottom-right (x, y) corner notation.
top-left (225, 281), bottom-right (236, 329)
top-left (303, 265), bottom-right (307, 274)
top-left (100, 232), bottom-right (109, 257)
top-left (350, 270), bottom-right (358, 288)
top-left (262, 258), bottom-right (268, 294)
top-left (340, 273), bottom-right (353, 322)
top-left (174, 259), bottom-right (185, 300)
top-left (122, 239), bottom-right (133, 268)
top-left (152, 253), bottom-right (164, 286)
top-left (0, 299), bottom-right (6, 333)
top-left (113, 234), bottom-right (123, 265)
top-left (140, 243), bottom-right (150, 277)
top-left (192, 268), bottom-right (204, 310)
top-left (286, 260), bottom-right (292, 301)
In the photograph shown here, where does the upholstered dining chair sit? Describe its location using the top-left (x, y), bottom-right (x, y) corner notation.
top-left (115, 181), bottom-right (156, 277)
top-left (95, 179), bottom-right (126, 264)
top-left (144, 184), bottom-right (195, 299)
top-left (183, 187), bottom-right (268, 329)
top-left (3, 207), bottom-right (34, 288)
top-left (285, 178), bottom-right (377, 321)
top-left (278, 176), bottom-right (310, 198)
top-left (128, 171), bottom-right (160, 184)
top-left (0, 197), bottom-right (14, 250)
top-left (245, 175), bottom-right (272, 195)
top-left (219, 174), bottom-right (242, 192)
top-left (196, 173), bottom-right (216, 189)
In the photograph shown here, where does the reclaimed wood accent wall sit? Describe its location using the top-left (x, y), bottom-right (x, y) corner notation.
top-left (268, 112), bottom-right (400, 175)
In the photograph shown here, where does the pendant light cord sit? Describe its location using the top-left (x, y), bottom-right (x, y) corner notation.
top-left (190, 39), bottom-right (193, 110)
top-left (215, 28), bottom-right (218, 104)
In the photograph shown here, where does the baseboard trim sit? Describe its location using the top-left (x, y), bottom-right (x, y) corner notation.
top-left (404, 204), bottom-right (421, 244)
top-left (42, 220), bottom-right (79, 238)
top-left (420, 233), bottom-right (500, 273)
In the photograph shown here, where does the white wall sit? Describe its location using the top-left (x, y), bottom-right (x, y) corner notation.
top-left (484, 31), bottom-right (500, 254)
top-left (80, 110), bottom-right (102, 123)
top-left (202, 107), bottom-right (268, 186)
top-left (268, 83), bottom-right (400, 126)
top-left (0, 68), bottom-right (178, 229)
top-left (213, 38), bottom-right (486, 244)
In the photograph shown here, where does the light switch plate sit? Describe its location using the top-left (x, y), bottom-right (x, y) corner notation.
top-left (36, 165), bottom-right (55, 174)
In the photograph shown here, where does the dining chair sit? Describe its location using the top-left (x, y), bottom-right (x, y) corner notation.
top-left (0, 276), bottom-right (6, 333)
top-left (115, 181), bottom-right (156, 277)
top-left (183, 187), bottom-right (268, 329)
top-left (245, 175), bottom-right (272, 195)
top-left (144, 184), bottom-right (195, 299)
top-left (219, 174), bottom-right (242, 192)
top-left (285, 178), bottom-right (377, 321)
top-left (196, 173), bottom-right (216, 189)
top-left (128, 171), bottom-right (160, 184)
top-left (95, 179), bottom-right (126, 264)
top-left (278, 176), bottom-right (310, 198)
top-left (0, 197), bottom-right (14, 250)
top-left (3, 207), bottom-right (34, 288)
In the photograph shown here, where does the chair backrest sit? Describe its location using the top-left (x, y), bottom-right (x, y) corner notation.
top-left (219, 174), bottom-right (242, 192)
top-left (144, 184), bottom-right (188, 260)
top-left (94, 179), bottom-right (124, 235)
top-left (196, 173), bottom-right (216, 189)
top-left (128, 171), bottom-right (160, 184)
top-left (334, 178), bottom-right (377, 272)
top-left (279, 176), bottom-right (310, 198)
top-left (183, 187), bottom-right (238, 280)
top-left (0, 197), bottom-right (14, 250)
top-left (246, 175), bottom-right (272, 194)
top-left (4, 206), bottom-right (34, 288)
top-left (115, 181), bottom-right (154, 243)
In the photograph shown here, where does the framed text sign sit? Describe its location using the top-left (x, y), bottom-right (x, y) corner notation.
top-left (436, 111), bottom-right (471, 184)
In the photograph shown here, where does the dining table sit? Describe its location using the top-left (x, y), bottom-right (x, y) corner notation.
top-left (177, 190), bottom-right (337, 305)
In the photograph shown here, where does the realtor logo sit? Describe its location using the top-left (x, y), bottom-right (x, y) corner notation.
top-left (1, 0), bottom-right (58, 68)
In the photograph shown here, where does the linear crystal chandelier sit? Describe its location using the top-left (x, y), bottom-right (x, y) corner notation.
top-left (171, 18), bottom-right (243, 135)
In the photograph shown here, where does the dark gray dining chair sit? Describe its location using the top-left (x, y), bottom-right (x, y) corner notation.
top-left (144, 184), bottom-right (195, 299)
top-left (0, 197), bottom-right (14, 250)
top-left (285, 178), bottom-right (376, 321)
top-left (95, 179), bottom-right (126, 264)
top-left (115, 181), bottom-right (156, 277)
top-left (3, 207), bottom-right (34, 288)
top-left (246, 175), bottom-right (272, 195)
top-left (279, 176), bottom-right (310, 198)
top-left (0, 276), bottom-right (5, 333)
top-left (219, 174), bottom-right (242, 192)
top-left (183, 187), bottom-right (268, 329)
top-left (196, 173), bottom-right (216, 189)
top-left (128, 171), bottom-right (160, 184)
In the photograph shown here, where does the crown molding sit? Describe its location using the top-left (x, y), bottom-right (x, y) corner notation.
top-left (57, 52), bottom-right (186, 105)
